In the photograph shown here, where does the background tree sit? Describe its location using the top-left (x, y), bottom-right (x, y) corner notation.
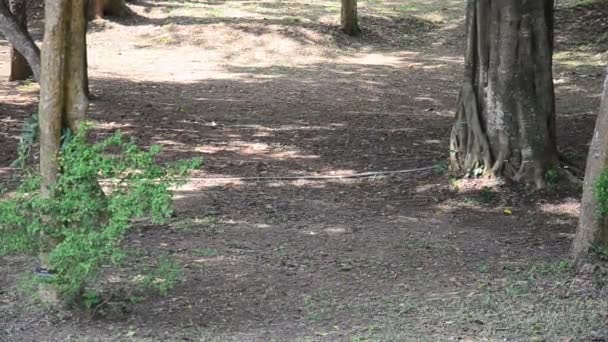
top-left (38, 0), bottom-right (88, 302)
top-left (572, 71), bottom-right (608, 262)
top-left (340, 0), bottom-right (360, 36)
top-left (449, 0), bottom-right (558, 188)
top-left (0, 0), bottom-right (40, 80)
top-left (88, 0), bottom-right (130, 20)
top-left (8, 0), bottom-right (32, 81)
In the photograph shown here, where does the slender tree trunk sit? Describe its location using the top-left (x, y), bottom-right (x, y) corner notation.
top-left (87, 0), bottom-right (130, 20)
top-left (0, 0), bottom-right (40, 80)
top-left (340, 0), bottom-right (360, 36)
top-left (38, 0), bottom-right (89, 303)
top-left (572, 71), bottom-right (608, 262)
top-left (8, 0), bottom-right (32, 81)
top-left (450, 0), bottom-right (558, 188)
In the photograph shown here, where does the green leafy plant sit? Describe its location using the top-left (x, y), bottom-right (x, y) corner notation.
top-left (82, 290), bottom-right (103, 309)
top-left (10, 113), bottom-right (39, 169)
top-left (434, 160), bottom-right (448, 174)
top-left (544, 168), bottom-right (559, 187)
top-left (134, 257), bottom-right (183, 296)
top-left (595, 169), bottom-right (608, 218)
top-left (0, 125), bottom-right (201, 303)
top-left (590, 243), bottom-right (608, 260)
top-left (479, 186), bottom-right (495, 203)
top-left (527, 260), bottom-right (572, 279)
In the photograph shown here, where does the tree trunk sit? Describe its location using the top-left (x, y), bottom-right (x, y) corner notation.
top-left (87, 0), bottom-right (130, 20)
top-left (450, 0), bottom-right (558, 188)
top-left (38, 0), bottom-right (89, 303)
top-left (0, 0), bottom-right (40, 81)
top-left (340, 0), bottom-right (360, 36)
top-left (8, 0), bottom-right (32, 81)
top-left (572, 71), bottom-right (608, 262)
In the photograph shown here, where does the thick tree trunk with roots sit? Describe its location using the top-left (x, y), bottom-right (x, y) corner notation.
top-left (87, 0), bottom-right (130, 20)
top-left (8, 0), bottom-right (32, 81)
top-left (38, 0), bottom-right (89, 303)
top-left (0, 0), bottom-right (40, 80)
top-left (340, 0), bottom-right (360, 36)
top-left (572, 72), bottom-right (608, 263)
top-left (450, 0), bottom-right (558, 188)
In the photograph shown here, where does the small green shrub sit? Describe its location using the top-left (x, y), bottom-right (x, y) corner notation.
top-left (0, 125), bottom-right (201, 303)
top-left (544, 168), bottom-right (559, 187)
top-left (595, 169), bottom-right (608, 218)
top-left (528, 260), bottom-right (572, 279)
top-left (479, 186), bottom-right (495, 203)
top-left (134, 257), bottom-right (183, 296)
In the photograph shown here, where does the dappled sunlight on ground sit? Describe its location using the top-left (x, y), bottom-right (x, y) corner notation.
top-left (1, 0), bottom-right (608, 340)
top-left (539, 200), bottom-right (580, 218)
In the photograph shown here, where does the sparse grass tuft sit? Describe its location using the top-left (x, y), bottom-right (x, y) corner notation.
top-left (191, 247), bottom-right (221, 258)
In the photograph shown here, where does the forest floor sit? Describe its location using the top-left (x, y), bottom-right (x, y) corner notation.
top-left (2, 0), bottom-right (608, 341)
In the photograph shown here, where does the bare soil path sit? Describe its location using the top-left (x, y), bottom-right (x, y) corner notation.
top-left (1, 0), bottom-right (608, 341)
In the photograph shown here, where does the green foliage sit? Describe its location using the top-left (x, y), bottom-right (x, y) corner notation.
top-left (590, 243), bottom-right (608, 260)
top-left (544, 168), bottom-right (559, 187)
top-left (527, 260), bottom-right (572, 279)
top-left (595, 169), bottom-right (608, 218)
top-left (0, 125), bottom-right (201, 303)
top-left (433, 160), bottom-right (448, 174)
top-left (191, 247), bottom-right (221, 258)
top-left (478, 263), bottom-right (489, 274)
top-left (10, 113), bottom-right (38, 169)
top-left (479, 186), bottom-right (495, 203)
top-left (82, 290), bottom-right (103, 309)
top-left (135, 257), bottom-right (183, 296)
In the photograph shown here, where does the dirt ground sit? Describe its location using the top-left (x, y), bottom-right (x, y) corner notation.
top-left (1, 0), bottom-right (608, 341)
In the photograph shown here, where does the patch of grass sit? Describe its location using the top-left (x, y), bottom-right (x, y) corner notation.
top-left (504, 280), bottom-right (529, 298)
top-left (478, 263), bottom-right (489, 274)
top-left (527, 260), bottom-right (572, 279)
top-left (276, 245), bottom-right (288, 257)
top-left (133, 257), bottom-right (183, 296)
top-left (478, 186), bottom-right (495, 203)
top-left (350, 325), bottom-right (383, 342)
top-left (15, 273), bottom-right (48, 308)
top-left (172, 216), bottom-right (224, 234)
top-left (191, 247), bottom-right (221, 258)
top-left (302, 289), bottom-right (337, 321)
top-left (397, 238), bottom-right (432, 254)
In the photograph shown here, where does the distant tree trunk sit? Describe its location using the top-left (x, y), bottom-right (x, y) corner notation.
top-left (0, 0), bottom-right (40, 81)
top-left (340, 0), bottom-right (360, 36)
top-left (8, 0), bottom-right (32, 81)
top-left (87, 0), bottom-right (130, 19)
top-left (450, 0), bottom-right (559, 188)
top-left (572, 72), bottom-right (608, 262)
top-left (38, 0), bottom-right (89, 303)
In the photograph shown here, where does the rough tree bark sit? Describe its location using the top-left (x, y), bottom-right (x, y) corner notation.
top-left (8, 0), bottom-right (32, 81)
top-left (450, 0), bottom-right (559, 188)
top-left (0, 0), bottom-right (40, 80)
top-left (38, 0), bottom-right (89, 303)
top-left (340, 0), bottom-right (360, 36)
top-left (87, 0), bottom-right (130, 20)
top-left (572, 71), bottom-right (608, 262)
